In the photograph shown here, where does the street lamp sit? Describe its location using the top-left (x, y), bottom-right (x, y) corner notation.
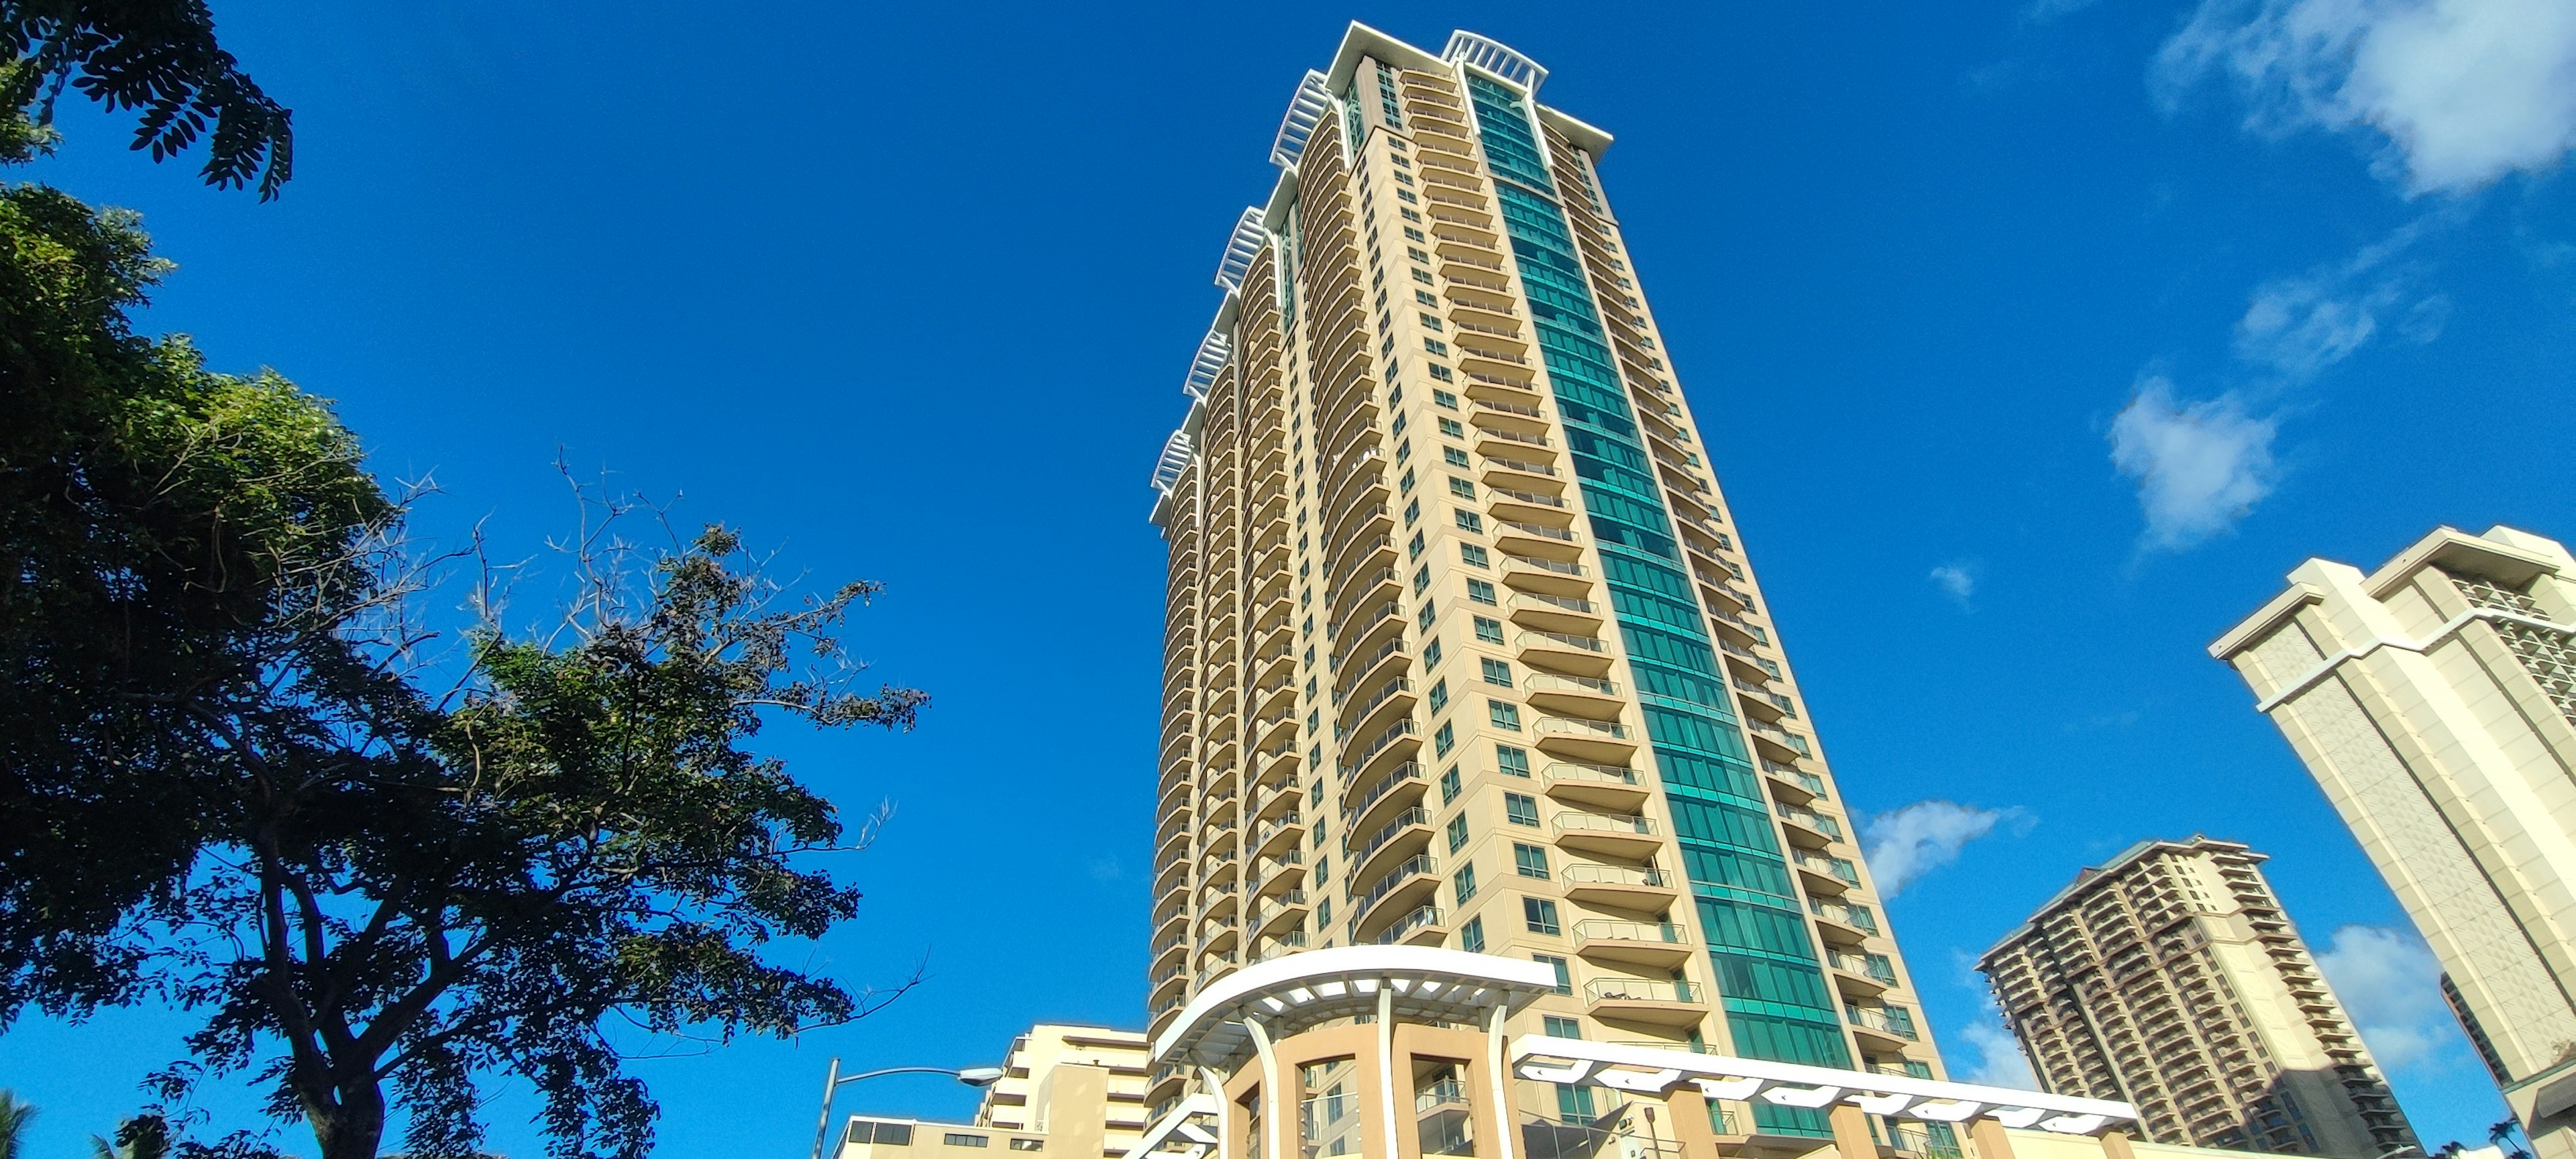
top-left (810, 1058), bottom-right (1007, 1159)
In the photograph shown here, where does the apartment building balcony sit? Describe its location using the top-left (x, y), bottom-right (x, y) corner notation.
top-left (1252, 889), bottom-right (1311, 938)
top-left (1583, 977), bottom-right (1703, 1026)
top-left (1525, 672), bottom-right (1623, 720)
top-left (1328, 565), bottom-right (1401, 628)
top-left (1250, 930), bottom-right (1308, 964)
top-left (1826, 950), bottom-right (1899, 997)
top-left (1339, 717), bottom-right (1421, 786)
top-left (1474, 424), bottom-right (1554, 459)
top-left (1507, 592), bottom-right (1603, 637)
top-left (1203, 879), bottom-right (1242, 920)
top-left (1469, 394), bottom-right (1548, 432)
top-left (1562, 862), bottom-right (1678, 909)
top-left (1350, 807), bottom-right (1435, 883)
top-left (1326, 533), bottom-right (1397, 590)
top-left (1500, 552), bottom-right (1591, 598)
top-left (1762, 760), bottom-right (1826, 806)
top-left (1446, 313), bottom-right (1523, 347)
top-left (1517, 629), bottom-right (1613, 677)
top-left (1252, 812), bottom-right (1305, 860)
top-left (1253, 744), bottom-right (1299, 795)
top-left (1252, 781), bottom-right (1299, 826)
top-left (1368, 903), bottom-right (1446, 946)
top-left (1793, 850), bottom-right (1862, 895)
top-left (1534, 716), bottom-right (1638, 763)
top-left (1553, 812), bottom-right (1660, 858)
top-left (1574, 920), bottom-right (1691, 969)
top-left (1349, 855), bottom-right (1441, 940)
top-left (1254, 849), bottom-right (1305, 899)
top-left (1150, 934), bottom-right (1185, 977)
top-left (1542, 760), bottom-right (1650, 812)
top-left (1333, 637), bottom-right (1407, 707)
top-left (1774, 805), bottom-right (1843, 849)
top-left (1485, 485), bottom-right (1569, 529)
top-left (1744, 719), bottom-right (1811, 763)
top-left (1342, 761), bottom-right (1429, 835)
top-left (1155, 825), bottom-right (1190, 867)
top-left (1336, 675), bottom-right (1415, 747)
top-left (1846, 1005), bottom-right (1921, 1050)
top-left (1252, 712), bottom-right (1297, 754)
top-left (1324, 498), bottom-right (1392, 561)
top-left (1149, 963), bottom-right (1187, 1009)
top-left (1479, 453), bottom-right (1559, 492)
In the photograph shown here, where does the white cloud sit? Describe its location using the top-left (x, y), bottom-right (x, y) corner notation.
top-left (2234, 215), bottom-right (2449, 379)
top-left (1957, 993), bottom-right (2043, 1089)
top-left (2315, 923), bottom-right (2459, 1070)
top-left (2156, 0), bottom-right (2576, 194)
top-left (1928, 563), bottom-right (1978, 608)
top-left (1862, 801), bottom-right (2028, 898)
top-left (2108, 379), bottom-right (2280, 551)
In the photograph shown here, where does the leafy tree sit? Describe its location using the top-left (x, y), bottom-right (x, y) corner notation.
top-left (94, 1114), bottom-right (170, 1159)
top-left (0, 70), bottom-right (923, 1159)
top-left (0, 0), bottom-right (292, 197)
top-left (146, 513), bottom-right (926, 1159)
top-left (0, 1090), bottom-right (34, 1159)
top-left (0, 98), bottom-right (376, 1023)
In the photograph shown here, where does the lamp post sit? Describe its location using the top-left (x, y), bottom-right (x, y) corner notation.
top-left (810, 1059), bottom-right (1006, 1159)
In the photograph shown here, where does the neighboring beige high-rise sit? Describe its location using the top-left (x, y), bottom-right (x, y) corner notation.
top-left (2212, 525), bottom-right (2576, 1158)
top-left (835, 1024), bottom-right (1151, 1159)
top-left (1147, 22), bottom-right (1944, 1142)
top-left (1978, 838), bottom-right (2417, 1157)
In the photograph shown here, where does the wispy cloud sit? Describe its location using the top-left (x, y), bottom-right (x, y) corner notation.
top-left (1862, 801), bottom-right (2031, 898)
top-left (1957, 992), bottom-right (2043, 1089)
top-left (1928, 563), bottom-right (1978, 608)
top-left (2315, 924), bottom-right (2461, 1070)
top-left (2235, 215), bottom-right (2451, 380)
top-left (2155, 0), bottom-right (2576, 195)
top-left (2108, 378), bottom-right (2280, 551)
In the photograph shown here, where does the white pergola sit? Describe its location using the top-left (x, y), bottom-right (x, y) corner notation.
top-left (1511, 1036), bottom-right (2135, 1136)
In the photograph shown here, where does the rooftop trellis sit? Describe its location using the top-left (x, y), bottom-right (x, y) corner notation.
top-left (1181, 327), bottom-right (1230, 402)
top-left (1212, 207), bottom-right (1265, 292)
top-left (1149, 429), bottom-right (1194, 496)
top-left (1442, 31), bottom-right (1547, 91)
top-left (1268, 70), bottom-right (1331, 169)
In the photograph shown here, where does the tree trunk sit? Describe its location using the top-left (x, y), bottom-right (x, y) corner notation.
top-left (301, 1072), bottom-right (386, 1159)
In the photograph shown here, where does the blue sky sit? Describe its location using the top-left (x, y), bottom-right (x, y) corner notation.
top-left (3, 1), bottom-right (2572, 1154)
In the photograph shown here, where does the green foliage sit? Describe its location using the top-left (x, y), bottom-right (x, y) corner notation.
top-left (93, 1115), bottom-right (170, 1159)
top-left (0, 2), bottom-right (291, 196)
top-left (0, 1091), bottom-right (34, 1159)
top-left (0, 130), bottom-right (381, 1021)
top-left (0, 82), bottom-right (918, 1159)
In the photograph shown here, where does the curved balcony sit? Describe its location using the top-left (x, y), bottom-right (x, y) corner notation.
top-left (1349, 854), bottom-right (1441, 940)
top-left (1508, 592), bottom-right (1603, 634)
top-left (1583, 977), bottom-right (1705, 1027)
top-left (1500, 553), bottom-right (1591, 598)
top-left (1341, 761), bottom-right (1428, 834)
top-left (1338, 717), bottom-right (1421, 787)
top-left (1525, 672), bottom-right (1622, 720)
top-left (1517, 630), bottom-right (1614, 678)
top-left (1573, 920), bottom-right (1692, 969)
top-left (1542, 760), bottom-right (1651, 812)
top-left (1367, 903), bottom-right (1447, 946)
top-left (1348, 806), bottom-right (1435, 885)
top-left (1562, 862), bottom-right (1680, 909)
top-left (1534, 716), bottom-right (1639, 763)
top-left (1554, 812), bottom-right (1661, 858)
top-left (1335, 676), bottom-right (1415, 746)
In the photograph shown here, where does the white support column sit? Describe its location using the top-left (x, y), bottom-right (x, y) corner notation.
top-left (1201, 1066), bottom-right (1232, 1159)
top-left (1377, 986), bottom-right (1401, 1159)
top-left (1484, 1002), bottom-right (1517, 1159)
top-left (1248, 1018), bottom-right (1285, 1159)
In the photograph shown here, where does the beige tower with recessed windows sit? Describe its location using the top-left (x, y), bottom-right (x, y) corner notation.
top-left (1978, 838), bottom-right (2417, 1156)
top-left (1146, 23), bottom-right (1947, 1144)
top-left (2213, 525), bottom-right (2576, 1159)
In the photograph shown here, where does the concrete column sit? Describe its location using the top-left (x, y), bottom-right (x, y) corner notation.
top-left (1828, 1106), bottom-right (1877, 1159)
top-left (2096, 1129), bottom-right (2136, 1159)
top-left (1664, 1090), bottom-right (1720, 1159)
top-left (1969, 1119), bottom-right (2017, 1159)
top-left (1378, 987), bottom-right (1400, 1159)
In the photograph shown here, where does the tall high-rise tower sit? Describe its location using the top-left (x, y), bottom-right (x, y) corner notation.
top-left (1978, 838), bottom-right (2417, 1156)
top-left (2212, 525), bottom-right (2576, 1158)
top-left (1146, 24), bottom-right (1944, 1138)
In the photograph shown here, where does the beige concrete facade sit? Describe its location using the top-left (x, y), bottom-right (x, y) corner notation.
top-left (1978, 839), bottom-right (2416, 1156)
top-left (2211, 525), bottom-right (2576, 1158)
top-left (837, 1025), bottom-right (1152, 1159)
top-left (1148, 23), bottom-right (1944, 1148)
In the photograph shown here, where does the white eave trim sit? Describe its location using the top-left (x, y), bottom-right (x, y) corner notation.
top-left (1511, 1036), bottom-right (2137, 1136)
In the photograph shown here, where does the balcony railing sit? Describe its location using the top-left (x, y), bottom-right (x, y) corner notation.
top-left (1519, 629), bottom-right (1607, 654)
top-left (1554, 813), bottom-right (1657, 839)
top-left (1503, 553), bottom-right (1584, 577)
top-left (1342, 762), bottom-right (1426, 826)
top-left (1585, 977), bottom-right (1697, 1004)
top-left (1846, 1004), bottom-right (1920, 1040)
top-left (1338, 718), bottom-right (1420, 779)
top-left (1536, 718), bottom-right (1630, 742)
top-left (1350, 854), bottom-right (1439, 923)
top-left (1794, 851), bottom-right (1862, 885)
top-left (1827, 950), bottom-right (1898, 983)
top-left (1574, 920), bottom-right (1684, 946)
top-left (1562, 863), bottom-right (1670, 889)
top-left (1350, 807), bottom-right (1433, 868)
top-left (1368, 903), bottom-right (1444, 944)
